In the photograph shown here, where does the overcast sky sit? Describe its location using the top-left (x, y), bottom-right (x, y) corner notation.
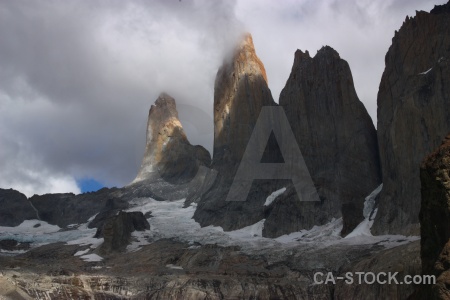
top-left (0, 0), bottom-right (444, 197)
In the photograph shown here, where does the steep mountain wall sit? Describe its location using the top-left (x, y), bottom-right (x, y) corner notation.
top-left (372, 2), bottom-right (450, 235)
top-left (279, 47), bottom-right (381, 236)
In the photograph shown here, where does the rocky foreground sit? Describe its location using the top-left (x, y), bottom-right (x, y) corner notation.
top-left (0, 210), bottom-right (420, 299)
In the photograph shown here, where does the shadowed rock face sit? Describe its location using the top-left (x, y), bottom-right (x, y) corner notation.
top-left (134, 93), bottom-right (211, 184)
top-left (278, 46), bottom-right (381, 236)
top-left (29, 188), bottom-right (121, 228)
top-left (419, 134), bottom-right (450, 299)
top-left (372, 2), bottom-right (450, 235)
top-left (0, 188), bottom-right (36, 226)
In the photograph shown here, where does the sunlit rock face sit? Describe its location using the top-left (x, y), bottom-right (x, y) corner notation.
top-left (278, 46), bottom-right (381, 236)
top-left (212, 33), bottom-right (276, 168)
top-left (192, 33), bottom-right (283, 233)
top-left (134, 93), bottom-right (211, 184)
top-left (372, 2), bottom-right (450, 235)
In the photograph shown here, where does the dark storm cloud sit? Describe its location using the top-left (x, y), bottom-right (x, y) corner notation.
top-left (0, 0), bottom-right (241, 196)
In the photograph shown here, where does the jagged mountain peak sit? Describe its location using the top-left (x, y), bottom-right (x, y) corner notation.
top-left (220, 32), bottom-right (268, 84)
top-left (134, 93), bottom-right (210, 184)
top-left (431, 0), bottom-right (450, 15)
top-left (316, 45), bottom-right (340, 59)
top-left (213, 32), bottom-right (275, 165)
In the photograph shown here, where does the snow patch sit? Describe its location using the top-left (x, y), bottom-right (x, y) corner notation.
top-left (264, 187), bottom-right (286, 206)
top-left (166, 264), bottom-right (183, 270)
top-left (74, 249), bottom-right (90, 256)
top-left (363, 184), bottom-right (382, 218)
top-left (228, 219), bottom-right (265, 238)
top-left (275, 218), bottom-right (343, 244)
top-left (419, 67), bottom-right (432, 75)
top-left (126, 230), bottom-right (151, 252)
top-left (346, 184), bottom-right (382, 239)
top-left (80, 254), bottom-right (103, 262)
top-left (0, 220), bottom-right (60, 235)
top-left (67, 235), bottom-right (104, 249)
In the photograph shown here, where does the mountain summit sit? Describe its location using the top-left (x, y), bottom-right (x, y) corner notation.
top-left (279, 45), bottom-right (381, 236)
top-left (134, 93), bottom-right (211, 184)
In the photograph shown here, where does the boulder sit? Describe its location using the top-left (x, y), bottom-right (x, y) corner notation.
top-left (98, 211), bottom-right (150, 254)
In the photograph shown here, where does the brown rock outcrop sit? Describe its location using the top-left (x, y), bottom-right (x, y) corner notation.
top-left (278, 46), bottom-right (381, 236)
top-left (372, 1), bottom-right (450, 235)
top-left (419, 133), bottom-right (450, 298)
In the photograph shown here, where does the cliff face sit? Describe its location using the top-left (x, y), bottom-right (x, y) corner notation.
top-left (192, 33), bottom-right (282, 232)
top-left (278, 47), bottom-right (381, 236)
top-left (419, 134), bottom-right (450, 299)
top-left (134, 93), bottom-right (211, 184)
top-left (194, 34), bottom-right (380, 237)
top-left (372, 2), bottom-right (450, 235)
top-left (212, 33), bottom-right (276, 168)
top-left (0, 188), bottom-right (36, 226)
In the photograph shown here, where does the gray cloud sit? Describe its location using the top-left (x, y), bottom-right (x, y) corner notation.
top-left (0, 0), bottom-right (444, 196)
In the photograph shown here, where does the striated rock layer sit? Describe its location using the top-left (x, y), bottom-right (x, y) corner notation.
top-left (418, 134), bottom-right (450, 299)
top-left (278, 46), bottom-right (381, 236)
top-left (372, 2), bottom-right (450, 235)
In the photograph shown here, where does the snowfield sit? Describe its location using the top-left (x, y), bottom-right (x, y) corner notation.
top-left (0, 184), bottom-right (418, 256)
